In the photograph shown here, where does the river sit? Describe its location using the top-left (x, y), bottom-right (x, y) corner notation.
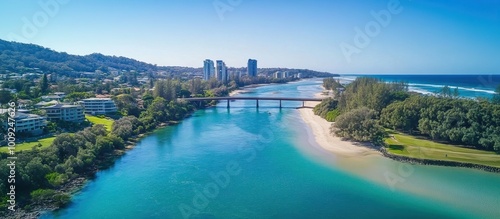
top-left (42, 79), bottom-right (500, 219)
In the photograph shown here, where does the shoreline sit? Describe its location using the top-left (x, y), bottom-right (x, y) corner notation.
top-left (298, 89), bottom-right (500, 173)
top-left (297, 93), bottom-right (381, 158)
top-left (380, 148), bottom-right (500, 173)
top-left (229, 83), bottom-right (269, 96)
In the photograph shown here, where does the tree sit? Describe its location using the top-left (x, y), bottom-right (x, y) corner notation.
top-left (142, 92), bottom-right (154, 109)
top-left (438, 85), bottom-right (452, 98)
top-left (493, 84), bottom-right (500, 104)
top-left (0, 89), bottom-right (13, 104)
top-left (114, 94), bottom-right (140, 116)
top-left (112, 117), bottom-right (138, 140)
top-left (143, 97), bottom-right (168, 122)
top-left (153, 79), bottom-right (178, 102)
top-left (65, 92), bottom-right (94, 102)
top-left (338, 77), bottom-right (408, 113)
top-left (325, 109), bottom-right (340, 122)
top-left (22, 84), bottom-right (32, 97)
top-left (51, 133), bottom-right (87, 161)
top-left (323, 78), bottom-right (344, 91)
top-left (108, 134), bottom-right (125, 149)
top-left (453, 87), bottom-right (460, 98)
top-left (76, 148), bottom-right (96, 170)
top-left (188, 78), bottom-right (202, 95)
top-left (313, 98), bottom-right (338, 119)
top-left (94, 136), bottom-right (114, 156)
top-left (39, 73), bottom-right (49, 94)
top-left (22, 157), bottom-right (51, 189)
top-left (331, 107), bottom-right (385, 145)
top-left (380, 95), bottom-right (426, 133)
top-left (63, 155), bottom-right (84, 174)
top-left (381, 94), bottom-right (500, 151)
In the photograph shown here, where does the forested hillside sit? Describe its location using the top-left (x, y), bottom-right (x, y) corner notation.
top-left (0, 39), bottom-right (337, 78)
top-left (0, 39), bottom-right (159, 75)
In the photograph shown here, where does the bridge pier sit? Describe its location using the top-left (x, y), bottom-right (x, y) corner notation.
top-left (180, 97), bottom-right (323, 109)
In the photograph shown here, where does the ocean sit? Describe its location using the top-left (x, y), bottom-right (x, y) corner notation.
top-left (337, 74), bottom-right (500, 99)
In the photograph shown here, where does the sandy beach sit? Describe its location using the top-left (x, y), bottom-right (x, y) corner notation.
top-left (229, 89), bottom-right (243, 96)
top-left (298, 93), bottom-right (381, 158)
top-left (229, 84), bottom-right (268, 96)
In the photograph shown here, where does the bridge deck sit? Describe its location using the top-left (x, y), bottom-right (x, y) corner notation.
top-left (179, 97), bottom-right (324, 101)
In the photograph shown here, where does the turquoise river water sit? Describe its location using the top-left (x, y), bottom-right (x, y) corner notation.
top-left (42, 79), bottom-right (500, 219)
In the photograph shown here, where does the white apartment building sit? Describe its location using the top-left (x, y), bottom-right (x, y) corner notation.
top-left (43, 104), bottom-right (85, 123)
top-left (41, 95), bottom-right (63, 101)
top-left (274, 71), bottom-right (283, 79)
top-left (13, 113), bottom-right (47, 135)
top-left (81, 98), bottom-right (118, 115)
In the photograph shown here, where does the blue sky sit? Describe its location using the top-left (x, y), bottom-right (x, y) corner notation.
top-left (1, 0), bottom-right (499, 73)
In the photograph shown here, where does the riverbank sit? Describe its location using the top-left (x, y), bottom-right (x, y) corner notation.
top-left (3, 123), bottom-right (168, 219)
top-left (2, 117), bottom-right (185, 219)
top-left (5, 83), bottom-right (282, 218)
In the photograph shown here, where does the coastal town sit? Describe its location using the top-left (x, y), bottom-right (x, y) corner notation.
top-left (0, 39), bottom-right (340, 217)
top-left (2, 0), bottom-right (500, 218)
top-left (1, 41), bottom-right (500, 217)
top-left (0, 50), bottom-right (326, 150)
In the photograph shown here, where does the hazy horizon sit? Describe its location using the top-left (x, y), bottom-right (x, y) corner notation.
top-left (1, 0), bottom-right (499, 74)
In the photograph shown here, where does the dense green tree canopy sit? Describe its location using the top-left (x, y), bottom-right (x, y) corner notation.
top-left (322, 77), bottom-right (500, 153)
top-left (381, 95), bottom-right (500, 151)
top-left (331, 107), bottom-right (385, 144)
top-left (338, 77), bottom-right (409, 113)
top-left (313, 98), bottom-right (339, 121)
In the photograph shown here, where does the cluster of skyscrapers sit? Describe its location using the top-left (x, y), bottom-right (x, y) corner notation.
top-left (203, 59), bottom-right (257, 83)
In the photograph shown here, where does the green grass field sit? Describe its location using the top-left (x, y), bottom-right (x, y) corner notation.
top-left (0, 137), bottom-right (56, 153)
top-left (385, 130), bottom-right (500, 168)
top-left (0, 115), bottom-right (113, 154)
top-left (85, 115), bottom-right (114, 132)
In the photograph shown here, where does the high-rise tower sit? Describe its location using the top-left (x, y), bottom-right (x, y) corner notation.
top-left (247, 59), bottom-right (257, 77)
top-left (203, 59), bottom-right (215, 80)
top-left (216, 60), bottom-right (228, 83)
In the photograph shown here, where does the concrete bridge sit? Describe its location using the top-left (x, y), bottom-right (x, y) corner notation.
top-left (179, 97), bottom-right (324, 108)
